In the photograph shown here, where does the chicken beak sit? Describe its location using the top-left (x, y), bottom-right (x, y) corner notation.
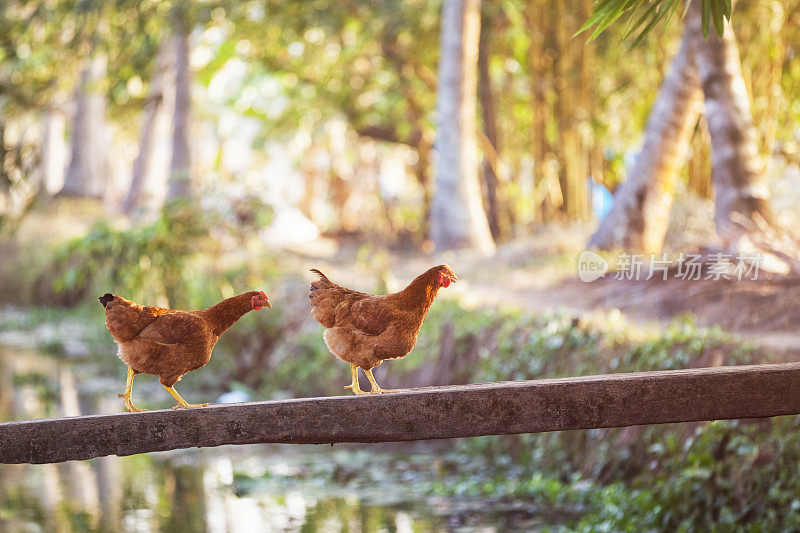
top-left (265, 300), bottom-right (272, 309)
top-left (440, 272), bottom-right (457, 288)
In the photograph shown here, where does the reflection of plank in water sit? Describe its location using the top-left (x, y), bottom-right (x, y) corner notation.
top-left (59, 366), bottom-right (101, 528)
top-left (93, 396), bottom-right (123, 532)
top-left (3, 361), bottom-right (800, 464)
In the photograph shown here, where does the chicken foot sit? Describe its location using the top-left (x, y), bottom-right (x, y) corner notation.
top-left (164, 385), bottom-right (209, 409)
top-left (118, 367), bottom-right (146, 412)
top-left (344, 363), bottom-right (368, 395)
top-left (364, 368), bottom-right (399, 394)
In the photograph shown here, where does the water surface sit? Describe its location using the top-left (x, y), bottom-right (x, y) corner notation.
top-left (0, 327), bottom-right (568, 532)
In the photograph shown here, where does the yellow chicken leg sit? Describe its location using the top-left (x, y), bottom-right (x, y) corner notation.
top-left (344, 363), bottom-right (368, 395)
top-left (118, 367), bottom-right (146, 412)
top-left (364, 368), bottom-right (399, 394)
top-left (164, 385), bottom-right (209, 409)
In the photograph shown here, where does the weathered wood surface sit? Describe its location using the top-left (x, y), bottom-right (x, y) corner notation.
top-left (3, 362), bottom-right (800, 464)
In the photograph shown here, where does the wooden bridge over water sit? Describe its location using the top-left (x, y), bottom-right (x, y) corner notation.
top-left (3, 362), bottom-right (800, 464)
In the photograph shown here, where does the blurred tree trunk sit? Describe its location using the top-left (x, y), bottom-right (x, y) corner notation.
top-left (40, 109), bottom-right (66, 195)
top-left (687, 1), bottom-right (776, 248)
top-left (549, 0), bottom-right (565, 219)
top-left (167, 12), bottom-right (193, 202)
top-left (415, 134), bottom-right (434, 233)
top-left (124, 43), bottom-right (174, 214)
top-left (330, 169), bottom-right (353, 231)
top-left (431, 0), bottom-right (495, 253)
top-left (527, 0), bottom-right (559, 223)
top-left (0, 123), bottom-right (6, 188)
top-left (589, 29), bottom-right (702, 252)
top-left (58, 55), bottom-right (110, 199)
top-left (298, 164), bottom-right (317, 223)
top-left (554, 1), bottom-right (589, 221)
top-left (526, 2), bottom-right (542, 222)
top-left (579, 0), bottom-right (599, 211)
top-left (687, 118), bottom-right (712, 199)
top-left (478, 7), bottom-right (501, 241)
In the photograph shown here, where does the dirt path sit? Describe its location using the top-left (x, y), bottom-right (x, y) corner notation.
top-left (468, 274), bottom-right (800, 359)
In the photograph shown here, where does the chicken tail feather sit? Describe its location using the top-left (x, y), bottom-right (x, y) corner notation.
top-left (309, 269), bottom-right (333, 293)
top-left (99, 293), bottom-right (115, 308)
top-left (310, 268), bottom-right (329, 282)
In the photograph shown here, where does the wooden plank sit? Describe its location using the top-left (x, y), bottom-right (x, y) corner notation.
top-left (3, 362), bottom-right (800, 464)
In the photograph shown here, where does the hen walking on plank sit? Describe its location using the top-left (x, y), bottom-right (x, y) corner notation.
top-left (308, 265), bottom-right (457, 395)
top-left (99, 291), bottom-right (270, 411)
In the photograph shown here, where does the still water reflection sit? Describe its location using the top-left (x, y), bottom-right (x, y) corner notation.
top-left (0, 344), bottom-right (559, 532)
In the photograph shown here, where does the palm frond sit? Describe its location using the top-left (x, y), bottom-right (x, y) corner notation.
top-left (577, 0), bottom-right (731, 45)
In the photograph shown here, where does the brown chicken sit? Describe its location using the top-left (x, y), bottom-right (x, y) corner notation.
top-left (308, 265), bottom-right (457, 394)
top-left (99, 291), bottom-right (271, 411)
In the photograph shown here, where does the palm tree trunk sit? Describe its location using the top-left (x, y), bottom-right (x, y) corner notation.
top-left (589, 28), bottom-right (702, 252)
top-left (686, 1), bottom-right (773, 245)
top-left (478, 8), bottom-right (501, 241)
top-left (431, 0), bottom-right (495, 253)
